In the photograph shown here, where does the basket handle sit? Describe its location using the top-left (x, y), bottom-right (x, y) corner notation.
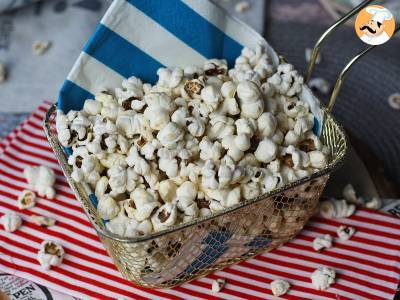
top-left (305, 0), bottom-right (374, 83)
top-left (305, 0), bottom-right (400, 113)
top-left (327, 25), bottom-right (400, 113)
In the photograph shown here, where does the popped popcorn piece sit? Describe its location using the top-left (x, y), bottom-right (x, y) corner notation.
top-left (235, 1), bottom-right (250, 13)
top-left (211, 278), bottom-right (226, 293)
top-left (151, 203), bottom-right (177, 232)
top-left (308, 78), bottom-right (330, 94)
top-left (97, 195), bottom-right (120, 220)
top-left (131, 188), bottom-right (160, 222)
top-left (271, 279), bottom-right (290, 297)
top-left (157, 122), bottom-right (184, 149)
top-left (308, 150), bottom-right (328, 169)
top-left (388, 93), bottom-right (400, 110)
top-left (37, 241), bottom-right (64, 270)
top-left (305, 48), bottom-right (321, 64)
top-left (365, 197), bottom-right (382, 210)
top-left (268, 63), bottom-right (303, 97)
top-left (312, 234), bottom-right (333, 251)
top-left (17, 190), bottom-right (36, 210)
top-left (257, 112), bottom-right (277, 138)
top-left (29, 215), bottom-right (56, 227)
top-left (311, 266), bottom-right (336, 290)
top-left (337, 225), bottom-right (355, 241)
top-left (24, 166), bottom-right (56, 199)
top-left (32, 40), bottom-right (51, 55)
top-left (342, 184), bottom-right (358, 204)
top-left (236, 81), bottom-right (264, 119)
top-left (1, 212), bottom-right (22, 232)
top-left (159, 180), bottom-right (177, 203)
top-left (319, 199), bottom-right (355, 219)
top-left (0, 63), bottom-right (7, 83)
top-left (255, 138), bottom-right (278, 163)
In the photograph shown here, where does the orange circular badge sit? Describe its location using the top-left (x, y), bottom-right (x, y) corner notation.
top-left (355, 5), bottom-right (395, 45)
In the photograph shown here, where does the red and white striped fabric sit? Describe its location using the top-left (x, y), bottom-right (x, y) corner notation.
top-left (0, 102), bottom-right (399, 300)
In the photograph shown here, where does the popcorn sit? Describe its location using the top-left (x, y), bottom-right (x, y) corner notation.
top-left (365, 197), bottom-right (382, 210)
top-left (126, 145), bottom-right (150, 176)
top-left (183, 78), bottom-right (204, 99)
top-left (255, 138), bottom-right (278, 163)
top-left (211, 278), bottom-right (226, 293)
top-left (32, 40), bottom-right (51, 55)
top-left (235, 1), bottom-right (250, 13)
top-left (319, 198), bottom-right (355, 219)
top-left (24, 166), bottom-right (56, 199)
top-left (236, 81), bottom-right (264, 119)
top-left (37, 241), bottom-right (64, 270)
top-left (337, 225), bottom-right (356, 241)
top-left (56, 45), bottom-right (329, 237)
top-left (1, 212), bottom-right (22, 232)
top-left (268, 63), bottom-right (303, 97)
top-left (17, 190), bottom-right (36, 210)
top-left (83, 99), bottom-right (102, 116)
top-left (311, 266), bottom-right (336, 290)
top-left (157, 67), bottom-right (183, 89)
top-left (97, 195), bottom-right (120, 220)
top-left (388, 93), bottom-right (400, 110)
top-left (312, 234), bottom-right (333, 251)
top-left (308, 150), bottom-right (328, 169)
top-left (201, 85), bottom-right (222, 114)
top-left (131, 188), bottom-right (160, 221)
top-left (204, 59), bottom-right (227, 76)
top-left (257, 112), bottom-right (277, 138)
top-left (29, 215), bottom-right (56, 227)
top-left (271, 279), bottom-right (290, 297)
top-left (157, 122), bottom-right (184, 149)
top-left (342, 184), bottom-right (363, 205)
top-left (151, 203), bottom-right (177, 231)
top-left (309, 78), bottom-right (330, 94)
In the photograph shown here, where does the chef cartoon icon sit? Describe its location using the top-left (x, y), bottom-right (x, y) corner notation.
top-left (355, 5), bottom-right (395, 45)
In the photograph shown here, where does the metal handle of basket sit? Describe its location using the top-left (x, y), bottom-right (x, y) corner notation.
top-left (305, 0), bottom-right (400, 113)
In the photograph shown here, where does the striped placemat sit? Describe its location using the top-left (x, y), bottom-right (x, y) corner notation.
top-left (0, 102), bottom-right (399, 300)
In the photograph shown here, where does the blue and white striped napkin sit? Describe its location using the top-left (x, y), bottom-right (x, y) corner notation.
top-left (58, 0), bottom-right (276, 112)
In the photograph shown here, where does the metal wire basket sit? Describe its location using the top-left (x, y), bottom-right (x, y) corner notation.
top-left (44, 0), bottom-right (399, 287)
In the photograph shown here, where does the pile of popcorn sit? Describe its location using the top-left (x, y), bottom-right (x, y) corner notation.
top-left (56, 45), bottom-right (329, 237)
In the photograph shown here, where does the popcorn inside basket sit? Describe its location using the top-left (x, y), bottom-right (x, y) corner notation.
top-left (56, 0), bottom-right (328, 239)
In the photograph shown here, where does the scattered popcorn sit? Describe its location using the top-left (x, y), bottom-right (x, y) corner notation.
top-left (56, 45), bottom-right (329, 237)
top-left (305, 48), bottom-right (322, 64)
top-left (311, 266), bottom-right (335, 290)
top-left (319, 198), bottom-right (355, 219)
top-left (337, 225), bottom-right (355, 241)
top-left (365, 197), bottom-right (382, 210)
top-left (342, 184), bottom-right (363, 205)
top-left (37, 240), bottom-right (64, 270)
top-left (24, 166), bottom-right (56, 199)
top-left (388, 93), bottom-right (400, 110)
top-left (235, 1), bottom-right (250, 13)
top-left (211, 278), bottom-right (226, 293)
top-left (0, 63), bottom-right (7, 83)
top-left (29, 215), bottom-right (56, 227)
top-left (308, 78), bottom-right (330, 94)
top-left (32, 40), bottom-right (51, 55)
top-left (271, 279), bottom-right (290, 296)
top-left (312, 234), bottom-right (333, 251)
top-left (17, 190), bottom-right (36, 210)
top-left (1, 212), bottom-right (22, 232)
